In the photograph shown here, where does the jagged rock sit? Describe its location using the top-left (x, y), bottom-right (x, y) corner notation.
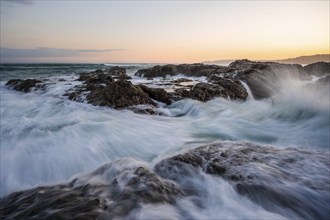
top-left (174, 82), bottom-right (247, 102)
top-left (86, 80), bottom-right (155, 108)
top-left (0, 142), bottom-right (328, 220)
top-left (208, 76), bottom-right (248, 100)
top-left (154, 142), bottom-right (330, 219)
top-left (0, 161), bottom-right (183, 219)
top-left (78, 71), bottom-right (114, 84)
top-left (135, 64), bottom-right (231, 78)
top-left (138, 84), bottom-right (172, 105)
top-left (6, 79), bottom-right (44, 92)
top-left (105, 66), bottom-right (132, 79)
top-left (228, 60), bottom-right (311, 99)
top-left (304, 62), bottom-right (330, 76)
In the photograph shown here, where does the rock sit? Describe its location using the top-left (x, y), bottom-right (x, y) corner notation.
top-left (172, 78), bottom-right (193, 84)
top-left (228, 59), bottom-right (311, 99)
top-left (138, 84), bottom-right (172, 105)
top-left (304, 62), bottom-right (330, 76)
top-left (1, 142), bottom-right (328, 220)
top-left (228, 59), bottom-right (268, 70)
top-left (131, 107), bottom-right (158, 115)
top-left (209, 76), bottom-right (248, 100)
top-left (0, 160), bottom-right (183, 219)
top-left (135, 63), bottom-right (231, 78)
top-left (86, 80), bottom-right (155, 108)
top-left (174, 82), bottom-right (247, 102)
top-left (78, 72), bottom-right (114, 84)
top-left (315, 75), bottom-right (330, 85)
top-left (154, 141), bottom-right (329, 220)
top-left (105, 66), bottom-right (132, 79)
top-left (6, 79), bottom-right (44, 92)
top-left (135, 64), bottom-right (178, 78)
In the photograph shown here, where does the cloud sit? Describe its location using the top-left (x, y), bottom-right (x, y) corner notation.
top-left (3, 0), bottom-right (34, 6)
top-left (0, 47), bottom-right (125, 59)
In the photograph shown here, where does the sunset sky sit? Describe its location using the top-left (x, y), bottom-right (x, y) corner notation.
top-left (0, 0), bottom-right (329, 63)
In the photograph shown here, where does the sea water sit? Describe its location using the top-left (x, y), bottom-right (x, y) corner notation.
top-left (0, 63), bottom-right (329, 219)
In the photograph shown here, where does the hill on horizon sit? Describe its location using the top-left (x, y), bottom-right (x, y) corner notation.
top-left (204, 54), bottom-right (330, 65)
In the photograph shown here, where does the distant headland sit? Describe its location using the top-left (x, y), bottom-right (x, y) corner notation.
top-left (204, 54), bottom-right (330, 65)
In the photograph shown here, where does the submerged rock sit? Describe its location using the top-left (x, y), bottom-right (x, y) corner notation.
top-left (6, 79), bottom-right (44, 93)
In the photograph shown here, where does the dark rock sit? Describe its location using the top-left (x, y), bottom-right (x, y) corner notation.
top-left (78, 72), bottom-right (114, 85)
top-left (229, 59), bottom-right (268, 70)
top-left (154, 141), bottom-right (329, 219)
top-left (86, 80), bottom-right (155, 108)
top-left (6, 79), bottom-right (44, 92)
top-left (105, 66), bottom-right (132, 80)
top-left (172, 78), bottom-right (193, 84)
top-left (228, 59), bottom-right (311, 99)
top-left (135, 64), bottom-right (178, 78)
top-left (131, 107), bottom-right (158, 115)
top-left (174, 82), bottom-right (247, 102)
top-left (138, 84), bottom-right (172, 105)
top-left (135, 63), bottom-right (231, 78)
top-left (0, 161), bottom-right (183, 219)
top-left (304, 62), bottom-right (330, 76)
top-left (209, 76), bottom-right (248, 100)
top-left (315, 75), bottom-right (330, 85)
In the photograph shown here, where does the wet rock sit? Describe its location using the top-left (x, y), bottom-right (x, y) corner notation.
top-left (131, 107), bottom-right (158, 115)
top-left (228, 59), bottom-right (311, 99)
top-left (154, 141), bottom-right (330, 219)
top-left (304, 62), bottom-right (330, 76)
top-left (135, 63), bottom-right (231, 78)
top-left (0, 161), bottom-right (183, 220)
top-left (105, 66), bottom-right (132, 79)
top-left (315, 75), bottom-right (330, 85)
top-left (174, 82), bottom-right (247, 102)
top-left (1, 142), bottom-right (328, 220)
top-left (209, 76), bottom-right (248, 100)
top-left (6, 79), bottom-right (44, 92)
top-left (172, 78), bottom-right (193, 84)
top-left (138, 84), bottom-right (172, 105)
top-left (86, 80), bottom-right (155, 108)
top-left (135, 64), bottom-right (178, 78)
top-left (0, 185), bottom-right (105, 219)
top-left (78, 71), bottom-right (114, 84)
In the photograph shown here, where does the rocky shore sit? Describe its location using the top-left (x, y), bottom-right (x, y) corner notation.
top-left (5, 60), bottom-right (330, 114)
top-left (1, 141), bottom-right (328, 219)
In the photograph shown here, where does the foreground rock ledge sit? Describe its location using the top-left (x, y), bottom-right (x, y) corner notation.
top-left (1, 142), bottom-right (329, 219)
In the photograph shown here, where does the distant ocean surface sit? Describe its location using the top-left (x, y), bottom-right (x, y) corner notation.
top-left (1, 63), bottom-right (329, 219)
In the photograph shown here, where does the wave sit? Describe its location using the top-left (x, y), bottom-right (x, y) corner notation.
top-left (1, 141), bottom-right (329, 219)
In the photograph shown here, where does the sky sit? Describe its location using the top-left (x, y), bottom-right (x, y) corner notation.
top-left (0, 0), bottom-right (329, 63)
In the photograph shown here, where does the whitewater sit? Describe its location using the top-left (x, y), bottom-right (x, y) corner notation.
top-left (0, 63), bottom-right (329, 219)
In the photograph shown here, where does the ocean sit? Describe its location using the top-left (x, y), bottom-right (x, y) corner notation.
top-left (0, 63), bottom-right (329, 219)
